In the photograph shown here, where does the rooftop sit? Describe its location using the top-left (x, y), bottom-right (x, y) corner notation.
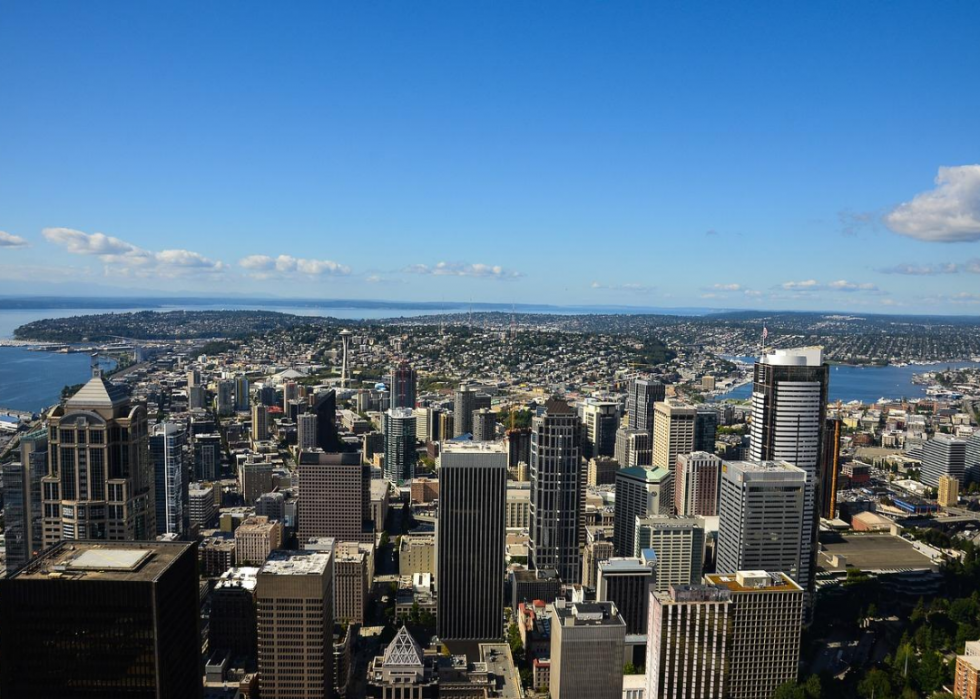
top-left (817, 533), bottom-right (937, 573)
top-left (14, 541), bottom-right (192, 583)
top-left (599, 557), bottom-right (655, 575)
top-left (259, 550), bottom-right (331, 576)
top-left (705, 571), bottom-right (802, 593)
top-left (441, 440), bottom-right (507, 454)
top-left (617, 466), bottom-right (670, 482)
top-left (552, 601), bottom-right (625, 626)
top-left (65, 375), bottom-right (130, 410)
top-left (215, 566), bottom-right (260, 592)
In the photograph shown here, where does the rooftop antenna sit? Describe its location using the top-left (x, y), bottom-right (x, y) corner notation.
top-left (91, 353), bottom-right (102, 379)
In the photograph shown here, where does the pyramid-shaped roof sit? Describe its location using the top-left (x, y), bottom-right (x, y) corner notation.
top-left (382, 625), bottom-right (423, 667)
top-left (66, 376), bottom-right (130, 410)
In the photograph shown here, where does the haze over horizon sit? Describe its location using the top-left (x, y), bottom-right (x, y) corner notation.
top-left (2, 1), bottom-right (979, 314)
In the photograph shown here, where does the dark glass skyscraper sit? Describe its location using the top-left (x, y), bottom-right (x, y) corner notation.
top-left (312, 389), bottom-right (340, 452)
top-left (2, 429), bottom-right (47, 575)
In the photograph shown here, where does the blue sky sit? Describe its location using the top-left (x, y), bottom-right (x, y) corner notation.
top-left (1, 1), bottom-right (979, 313)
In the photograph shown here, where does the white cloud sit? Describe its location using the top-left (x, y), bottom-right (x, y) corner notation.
top-left (406, 261), bottom-right (522, 279)
top-left (827, 280), bottom-right (880, 292)
top-left (780, 279), bottom-right (820, 290)
top-left (43, 227), bottom-right (224, 277)
top-left (238, 254), bottom-right (351, 278)
top-left (778, 279), bottom-right (882, 294)
top-left (0, 231), bottom-right (29, 247)
top-left (884, 165), bottom-right (980, 242)
top-left (879, 260), bottom-right (978, 275)
top-left (591, 281), bottom-right (656, 294)
top-left (710, 283), bottom-right (742, 291)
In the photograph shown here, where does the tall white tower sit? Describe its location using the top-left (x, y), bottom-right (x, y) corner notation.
top-left (339, 329), bottom-right (352, 389)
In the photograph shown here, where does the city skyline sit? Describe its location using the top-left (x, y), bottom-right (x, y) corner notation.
top-left (1, 2), bottom-right (979, 313)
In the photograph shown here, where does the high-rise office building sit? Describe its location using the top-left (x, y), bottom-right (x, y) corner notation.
top-left (217, 379), bottom-right (236, 416)
top-left (939, 475), bottom-right (961, 508)
top-left (920, 435), bottom-right (968, 487)
top-left (472, 407), bottom-right (498, 441)
top-left (437, 442), bottom-right (507, 642)
top-left (414, 406), bottom-right (438, 443)
top-left (235, 375), bottom-right (250, 412)
top-left (257, 549), bottom-right (334, 699)
top-left (297, 451), bottom-right (373, 543)
top-left (0, 541), bottom-right (201, 698)
top-left (252, 404), bottom-right (270, 441)
top-left (581, 399), bottom-right (620, 458)
top-left (652, 401), bottom-right (696, 478)
top-left (614, 427), bottom-right (652, 468)
top-left (389, 361), bottom-right (417, 410)
top-left (236, 515), bottom-right (284, 565)
top-left (634, 515), bottom-right (706, 590)
top-left (716, 460), bottom-right (807, 583)
top-left (582, 526), bottom-right (616, 588)
top-left (239, 457), bottom-right (274, 505)
top-left (530, 397), bottom-right (584, 583)
top-left (194, 433), bottom-right (222, 481)
top-left (438, 411), bottom-right (455, 444)
top-left (705, 571), bottom-right (804, 699)
top-left (506, 427), bottom-right (532, 468)
top-left (596, 557), bottom-right (656, 634)
top-left (453, 384), bottom-right (478, 437)
top-left (627, 378), bottom-right (665, 436)
top-left (3, 429), bottom-right (46, 575)
top-left (674, 451), bottom-right (722, 517)
top-left (967, 432), bottom-right (980, 484)
top-left (819, 417), bottom-right (842, 518)
top-left (150, 422), bottom-right (187, 537)
top-left (188, 482), bottom-right (218, 530)
top-left (748, 347), bottom-right (828, 592)
top-left (646, 585), bottom-right (731, 699)
top-left (613, 466), bottom-right (672, 557)
top-left (42, 373), bottom-right (153, 546)
top-left (334, 547), bottom-right (369, 625)
top-left (312, 390), bottom-right (340, 452)
top-left (383, 407), bottom-right (417, 482)
top-left (210, 566), bottom-right (259, 662)
top-left (298, 412), bottom-right (319, 452)
top-left (549, 601), bottom-right (627, 699)
top-left (188, 384), bottom-right (206, 409)
top-left (187, 369), bottom-right (201, 387)
top-left (694, 406), bottom-right (719, 453)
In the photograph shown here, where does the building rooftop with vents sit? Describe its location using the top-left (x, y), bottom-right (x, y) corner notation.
top-left (15, 540), bottom-right (192, 583)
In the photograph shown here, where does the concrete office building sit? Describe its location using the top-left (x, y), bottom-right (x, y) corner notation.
top-left (530, 397), bottom-right (584, 583)
top-left (235, 375), bottom-right (250, 412)
top-left (967, 432), bottom-right (980, 484)
top-left (472, 407), bottom-right (498, 442)
top-left (151, 422), bottom-right (187, 537)
top-left (674, 451), bottom-right (722, 517)
top-left (334, 547), bottom-right (369, 625)
top-left (506, 482), bottom-right (531, 529)
top-left (634, 515), bottom-right (706, 591)
top-left (627, 378), bottom-right (665, 436)
top-left (42, 373), bottom-right (153, 546)
top-left (252, 404), bottom-right (270, 441)
top-left (2, 429), bottom-right (46, 575)
top-left (749, 347), bottom-right (828, 592)
top-left (511, 567), bottom-right (561, 611)
top-left (399, 533), bottom-right (436, 576)
top-left (239, 457), bottom-right (274, 505)
top-left (587, 456), bottom-right (621, 487)
top-left (298, 412), bottom-right (319, 452)
top-left (613, 466), bottom-right (672, 557)
top-left (705, 571), bottom-right (804, 699)
top-left (939, 474), bottom-right (961, 508)
top-left (652, 401), bottom-right (696, 479)
top-left (210, 566), bottom-right (259, 662)
top-left (716, 461), bottom-right (807, 583)
top-left (257, 549), bottom-right (334, 699)
top-left (453, 384), bottom-right (478, 437)
top-left (549, 600), bottom-right (627, 699)
top-left (921, 435), bottom-right (968, 487)
top-left (646, 585), bottom-right (731, 699)
top-left (437, 441), bottom-right (507, 642)
top-left (597, 557), bottom-right (656, 634)
top-left (0, 541), bottom-right (200, 698)
top-left (297, 450), bottom-right (373, 543)
top-left (506, 427), bottom-right (532, 469)
top-left (581, 399), bottom-right (620, 458)
top-left (390, 361), bottom-right (417, 410)
top-left (235, 515), bottom-right (284, 565)
top-left (256, 491), bottom-right (286, 522)
top-left (615, 427), bottom-right (652, 468)
top-left (582, 526), bottom-right (616, 588)
top-left (383, 407), bottom-right (417, 482)
top-left (188, 482), bottom-right (218, 530)
top-left (217, 379), bottom-right (235, 416)
top-left (195, 433), bottom-right (222, 481)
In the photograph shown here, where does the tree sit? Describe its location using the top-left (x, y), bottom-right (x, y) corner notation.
top-left (773, 681), bottom-right (806, 699)
top-left (858, 669), bottom-right (892, 699)
top-left (624, 662), bottom-right (643, 675)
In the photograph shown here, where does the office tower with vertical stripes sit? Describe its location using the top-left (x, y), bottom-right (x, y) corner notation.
top-left (437, 442), bottom-right (507, 642)
top-left (453, 384), bottom-right (478, 437)
top-left (530, 397), bottom-right (583, 583)
top-left (389, 361), bottom-right (417, 410)
top-left (613, 466), bottom-right (672, 556)
top-left (581, 399), bottom-right (620, 458)
top-left (921, 435), bottom-right (968, 487)
top-left (150, 422), bottom-right (187, 537)
top-left (627, 378), bottom-right (665, 436)
top-left (674, 451), bottom-right (722, 517)
top-left (652, 401), bottom-right (696, 475)
top-left (383, 407), bottom-right (417, 482)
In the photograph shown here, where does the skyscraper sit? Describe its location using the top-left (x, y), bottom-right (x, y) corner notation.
top-left (694, 405), bottom-right (719, 453)
top-left (819, 417), bottom-right (842, 519)
top-left (627, 378), bottom-right (665, 436)
top-left (42, 373), bottom-right (153, 546)
top-left (674, 451), bottom-right (722, 517)
top-left (966, 432), bottom-right (980, 484)
top-left (748, 347), bottom-right (828, 592)
top-left (472, 407), bottom-right (498, 441)
top-left (217, 379), bottom-right (235, 416)
top-left (613, 466), bottom-right (672, 557)
top-left (150, 422), bottom-right (187, 537)
top-left (383, 407), bottom-right (417, 482)
top-left (705, 571), bottom-right (804, 699)
top-left (194, 433), bottom-right (222, 481)
top-left (210, 567), bottom-right (259, 663)
top-left (257, 549), bottom-right (334, 699)
top-left (437, 441), bottom-right (507, 642)
top-left (652, 401), bottom-right (696, 477)
top-left (252, 404), bottom-right (270, 441)
top-left (389, 360), bottom-right (417, 410)
top-left (530, 397), bottom-right (583, 583)
top-left (646, 585), bottom-right (731, 699)
top-left (312, 390), bottom-right (339, 453)
top-left (614, 427), bottom-right (652, 468)
top-left (634, 515), bottom-right (706, 590)
top-left (297, 451), bottom-right (373, 543)
top-left (0, 541), bottom-right (201, 698)
top-left (297, 412), bottom-right (319, 452)
top-left (596, 557), bottom-right (656, 634)
top-left (581, 399), bottom-right (620, 458)
top-left (453, 384), bottom-right (478, 437)
top-left (716, 460), bottom-right (807, 583)
top-left (235, 374), bottom-right (250, 412)
top-left (921, 435), bottom-right (968, 487)
top-left (549, 601), bottom-right (627, 699)
top-left (2, 429), bottom-right (46, 575)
